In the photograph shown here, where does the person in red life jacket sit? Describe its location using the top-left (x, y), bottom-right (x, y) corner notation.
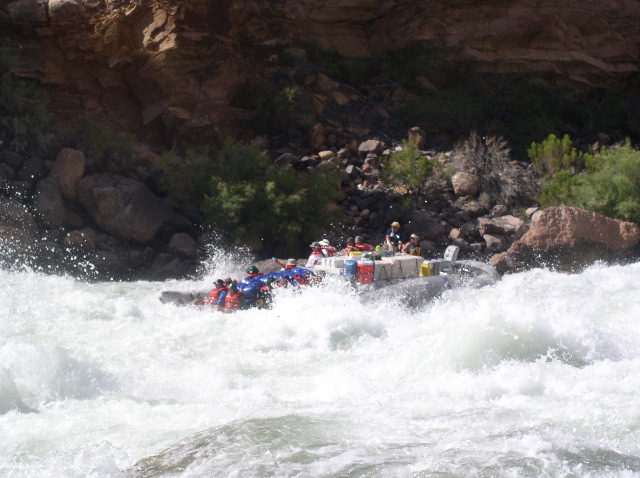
top-left (354, 236), bottom-right (372, 251)
top-left (305, 242), bottom-right (326, 268)
top-left (342, 237), bottom-right (357, 254)
top-left (223, 277), bottom-right (244, 312)
top-left (204, 279), bottom-right (228, 311)
top-left (319, 239), bottom-right (337, 257)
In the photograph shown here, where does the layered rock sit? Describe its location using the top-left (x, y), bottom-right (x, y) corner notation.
top-left (4, 0), bottom-right (640, 144)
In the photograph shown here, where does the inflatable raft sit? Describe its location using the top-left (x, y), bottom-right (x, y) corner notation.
top-left (313, 246), bottom-right (500, 307)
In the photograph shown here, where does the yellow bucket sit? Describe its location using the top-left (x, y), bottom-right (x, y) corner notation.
top-left (420, 261), bottom-right (437, 277)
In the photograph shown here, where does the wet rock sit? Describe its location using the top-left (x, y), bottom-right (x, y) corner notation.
top-left (63, 230), bottom-right (96, 252)
top-left (16, 156), bottom-right (46, 183)
top-left (6, 180), bottom-right (31, 201)
top-left (2, 151), bottom-right (24, 171)
top-left (33, 177), bottom-right (65, 228)
top-left (145, 253), bottom-right (191, 281)
top-left (0, 197), bottom-right (38, 233)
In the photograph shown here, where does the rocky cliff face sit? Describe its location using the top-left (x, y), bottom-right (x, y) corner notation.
top-left (4, 0), bottom-right (640, 147)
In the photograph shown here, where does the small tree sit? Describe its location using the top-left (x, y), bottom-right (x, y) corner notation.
top-left (383, 140), bottom-right (434, 194)
top-left (162, 137), bottom-right (344, 254)
top-left (528, 134), bottom-right (591, 178)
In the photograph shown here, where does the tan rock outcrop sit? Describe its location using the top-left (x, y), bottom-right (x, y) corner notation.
top-left (491, 206), bottom-right (640, 273)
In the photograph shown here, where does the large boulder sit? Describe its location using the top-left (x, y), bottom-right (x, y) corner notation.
top-left (478, 215), bottom-right (524, 236)
top-left (50, 148), bottom-right (86, 200)
top-left (451, 171), bottom-right (480, 197)
top-left (0, 197), bottom-right (38, 233)
top-left (490, 206), bottom-right (640, 273)
top-left (78, 174), bottom-right (171, 243)
top-left (33, 177), bottom-right (65, 228)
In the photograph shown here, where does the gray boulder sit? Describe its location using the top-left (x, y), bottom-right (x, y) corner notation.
top-left (33, 177), bottom-right (65, 228)
top-left (78, 174), bottom-right (171, 243)
top-left (0, 197), bottom-right (38, 233)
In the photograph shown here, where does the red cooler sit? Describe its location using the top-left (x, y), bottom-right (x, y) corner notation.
top-left (357, 259), bottom-right (374, 283)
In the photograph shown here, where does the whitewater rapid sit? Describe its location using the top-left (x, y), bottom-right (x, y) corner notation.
top-left (2, 259), bottom-right (640, 477)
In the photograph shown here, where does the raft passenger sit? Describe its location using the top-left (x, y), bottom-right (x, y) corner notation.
top-left (306, 241), bottom-right (325, 268)
top-left (401, 234), bottom-right (423, 256)
top-left (319, 239), bottom-right (337, 257)
top-left (385, 221), bottom-right (405, 252)
top-left (204, 279), bottom-right (228, 311)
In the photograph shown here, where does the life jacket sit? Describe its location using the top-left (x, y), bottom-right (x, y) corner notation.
top-left (238, 273), bottom-right (268, 300)
top-left (355, 243), bottom-right (372, 251)
top-left (224, 290), bottom-right (243, 312)
top-left (280, 266), bottom-right (314, 286)
top-left (205, 286), bottom-right (227, 305)
top-left (409, 247), bottom-right (422, 257)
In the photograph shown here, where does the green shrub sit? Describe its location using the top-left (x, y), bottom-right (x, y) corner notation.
top-left (527, 134), bottom-right (592, 179)
top-left (59, 119), bottom-right (137, 174)
top-left (570, 143), bottom-right (640, 223)
top-left (162, 137), bottom-right (344, 253)
top-left (540, 143), bottom-right (640, 223)
top-left (539, 170), bottom-right (578, 208)
top-left (237, 80), bottom-right (308, 136)
top-left (0, 48), bottom-right (51, 155)
top-left (383, 140), bottom-right (434, 194)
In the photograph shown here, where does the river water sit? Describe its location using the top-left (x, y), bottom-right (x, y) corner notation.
top-left (2, 252), bottom-right (640, 477)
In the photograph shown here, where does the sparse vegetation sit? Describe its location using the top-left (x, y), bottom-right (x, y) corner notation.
top-left (528, 133), bottom-right (592, 179)
top-left (455, 131), bottom-right (539, 208)
top-left (59, 119), bottom-right (137, 174)
top-left (539, 141), bottom-right (640, 223)
top-left (161, 137), bottom-right (344, 254)
top-left (0, 48), bottom-right (51, 155)
top-left (236, 80), bottom-right (308, 136)
top-left (383, 140), bottom-right (434, 194)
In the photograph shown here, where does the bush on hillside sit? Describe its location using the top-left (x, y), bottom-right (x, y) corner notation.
top-left (161, 137), bottom-right (344, 253)
top-left (527, 133), bottom-right (592, 179)
top-left (383, 140), bottom-right (434, 194)
top-left (60, 119), bottom-right (137, 174)
top-left (455, 132), bottom-right (540, 208)
top-left (235, 80), bottom-right (309, 136)
top-left (0, 48), bottom-right (51, 155)
top-left (540, 142), bottom-right (640, 223)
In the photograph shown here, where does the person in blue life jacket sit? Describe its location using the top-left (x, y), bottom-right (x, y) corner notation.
top-left (401, 233), bottom-right (423, 256)
top-left (272, 258), bottom-right (315, 287)
top-left (385, 221), bottom-right (405, 252)
top-left (238, 265), bottom-right (273, 307)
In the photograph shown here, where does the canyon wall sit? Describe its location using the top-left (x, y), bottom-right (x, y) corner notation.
top-left (3, 0), bottom-right (640, 145)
